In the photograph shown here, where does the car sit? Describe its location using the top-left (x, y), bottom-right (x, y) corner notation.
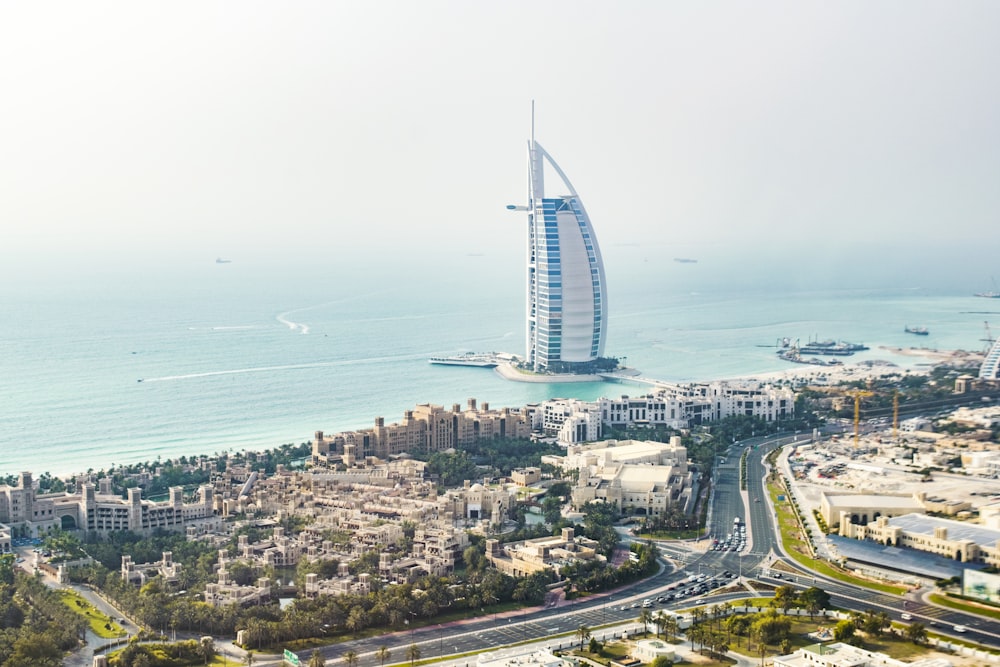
top-left (901, 613), bottom-right (912, 621)
top-left (953, 625), bottom-right (967, 633)
top-left (773, 573), bottom-right (782, 579)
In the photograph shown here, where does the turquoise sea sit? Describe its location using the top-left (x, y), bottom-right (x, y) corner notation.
top-left (3, 245), bottom-right (997, 477)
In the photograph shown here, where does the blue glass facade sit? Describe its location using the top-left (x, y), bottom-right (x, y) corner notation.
top-left (525, 140), bottom-right (607, 372)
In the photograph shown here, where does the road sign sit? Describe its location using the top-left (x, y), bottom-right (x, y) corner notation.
top-left (284, 649), bottom-right (300, 666)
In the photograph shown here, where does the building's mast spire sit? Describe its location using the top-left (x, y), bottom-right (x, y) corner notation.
top-left (531, 99), bottom-right (535, 146)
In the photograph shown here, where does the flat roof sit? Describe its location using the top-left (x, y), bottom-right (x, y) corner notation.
top-left (825, 494), bottom-right (923, 509)
top-left (890, 513), bottom-right (1000, 546)
top-left (828, 534), bottom-right (986, 580)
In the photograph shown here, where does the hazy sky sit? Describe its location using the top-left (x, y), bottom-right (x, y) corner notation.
top-left (3, 2), bottom-right (999, 285)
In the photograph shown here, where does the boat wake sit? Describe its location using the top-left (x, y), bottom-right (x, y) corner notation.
top-left (139, 353), bottom-right (433, 383)
top-left (276, 312), bottom-right (310, 334)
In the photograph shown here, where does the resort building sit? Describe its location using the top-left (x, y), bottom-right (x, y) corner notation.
top-left (528, 381), bottom-right (796, 444)
top-left (312, 398), bottom-right (531, 463)
top-left (484, 527), bottom-right (602, 578)
top-left (521, 126), bottom-right (607, 373)
top-left (543, 439), bottom-right (694, 516)
top-left (0, 472), bottom-right (216, 538)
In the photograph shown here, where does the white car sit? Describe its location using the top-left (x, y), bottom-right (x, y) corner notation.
top-left (901, 613), bottom-right (912, 621)
top-left (953, 625), bottom-right (967, 633)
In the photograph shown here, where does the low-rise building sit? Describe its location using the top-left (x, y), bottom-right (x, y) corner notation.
top-left (484, 527), bottom-right (602, 578)
top-left (545, 439), bottom-right (694, 516)
top-left (774, 642), bottom-right (951, 667)
top-left (477, 648), bottom-right (570, 667)
top-left (840, 513), bottom-right (1000, 566)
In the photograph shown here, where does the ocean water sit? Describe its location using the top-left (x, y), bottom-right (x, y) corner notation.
top-left (3, 247), bottom-right (997, 478)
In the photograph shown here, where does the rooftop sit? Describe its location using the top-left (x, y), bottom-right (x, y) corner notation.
top-left (891, 513), bottom-right (1000, 546)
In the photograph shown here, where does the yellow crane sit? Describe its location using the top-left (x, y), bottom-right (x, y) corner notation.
top-left (849, 390), bottom-right (873, 448)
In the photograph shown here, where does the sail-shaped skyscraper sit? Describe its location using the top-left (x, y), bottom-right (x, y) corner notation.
top-left (519, 119), bottom-right (608, 373)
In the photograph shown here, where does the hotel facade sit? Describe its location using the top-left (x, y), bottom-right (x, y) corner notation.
top-left (523, 132), bottom-right (607, 372)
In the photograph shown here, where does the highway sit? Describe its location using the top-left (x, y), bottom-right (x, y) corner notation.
top-left (298, 431), bottom-right (1000, 665)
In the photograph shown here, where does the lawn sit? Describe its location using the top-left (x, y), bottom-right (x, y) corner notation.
top-left (765, 475), bottom-right (906, 596)
top-left (58, 590), bottom-right (126, 639)
top-left (927, 592), bottom-right (1000, 621)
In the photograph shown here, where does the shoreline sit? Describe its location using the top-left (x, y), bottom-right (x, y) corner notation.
top-left (18, 346), bottom-right (983, 481)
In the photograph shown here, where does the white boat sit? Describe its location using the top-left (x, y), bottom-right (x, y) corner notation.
top-left (428, 353), bottom-right (500, 367)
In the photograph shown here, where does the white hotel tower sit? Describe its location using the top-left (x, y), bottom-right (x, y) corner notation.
top-left (516, 118), bottom-right (608, 373)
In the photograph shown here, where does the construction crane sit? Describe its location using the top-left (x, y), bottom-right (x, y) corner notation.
top-left (892, 390), bottom-right (899, 441)
top-left (849, 390), bottom-right (874, 448)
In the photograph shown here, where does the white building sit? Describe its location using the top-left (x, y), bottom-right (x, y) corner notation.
top-left (529, 381), bottom-right (796, 444)
top-left (520, 117), bottom-right (607, 373)
top-left (477, 648), bottom-right (570, 667)
top-left (774, 642), bottom-right (951, 667)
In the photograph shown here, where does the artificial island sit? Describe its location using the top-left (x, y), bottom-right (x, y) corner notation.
top-left (433, 112), bottom-right (629, 382)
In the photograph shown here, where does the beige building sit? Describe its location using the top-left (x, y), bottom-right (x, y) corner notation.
top-left (820, 492), bottom-right (925, 528)
top-left (840, 513), bottom-right (1000, 566)
top-left (312, 398), bottom-right (532, 463)
top-left (511, 467), bottom-right (542, 487)
top-left (204, 549), bottom-right (272, 607)
top-left (0, 472), bottom-right (216, 538)
top-left (485, 527), bottom-right (603, 578)
top-left (545, 439), bottom-right (694, 516)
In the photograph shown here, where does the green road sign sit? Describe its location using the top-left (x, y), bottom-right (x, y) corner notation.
top-left (284, 649), bottom-right (301, 666)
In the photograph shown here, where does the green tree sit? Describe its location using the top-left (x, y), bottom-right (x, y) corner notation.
top-left (638, 607), bottom-right (653, 635)
top-left (771, 585), bottom-right (797, 614)
top-left (343, 649), bottom-right (359, 667)
top-left (309, 650), bottom-right (326, 667)
top-left (199, 636), bottom-right (215, 665)
top-left (376, 645), bottom-right (391, 667)
top-left (799, 587), bottom-right (829, 619)
top-left (833, 619), bottom-right (856, 642)
top-left (576, 624), bottom-right (591, 650)
top-left (406, 643), bottom-right (421, 667)
top-left (906, 623), bottom-right (927, 645)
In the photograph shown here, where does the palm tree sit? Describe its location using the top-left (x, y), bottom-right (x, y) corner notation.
top-left (198, 636), bottom-right (215, 665)
top-left (343, 650), bottom-right (359, 667)
top-left (244, 650), bottom-right (254, 666)
top-left (376, 645), bottom-right (391, 667)
top-left (309, 650), bottom-right (326, 667)
top-left (663, 614), bottom-right (679, 643)
top-left (653, 610), bottom-right (669, 639)
top-left (406, 643), bottom-right (421, 667)
top-left (638, 608), bottom-right (653, 636)
top-left (576, 624), bottom-right (591, 651)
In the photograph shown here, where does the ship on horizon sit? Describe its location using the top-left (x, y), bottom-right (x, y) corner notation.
top-left (905, 325), bottom-right (929, 336)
